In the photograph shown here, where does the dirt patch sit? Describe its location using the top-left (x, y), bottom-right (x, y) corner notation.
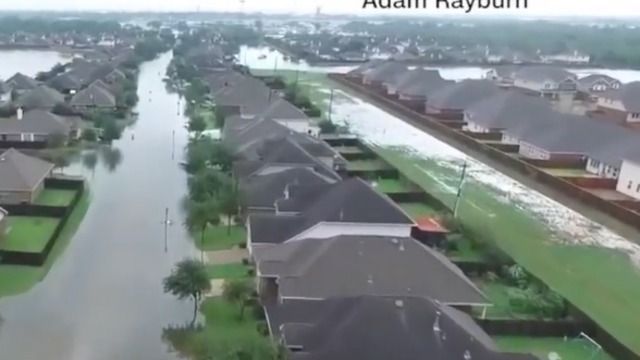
top-left (206, 248), bottom-right (248, 265)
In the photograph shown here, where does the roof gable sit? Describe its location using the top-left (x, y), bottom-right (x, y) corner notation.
top-left (0, 148), bottom-right (54, 191)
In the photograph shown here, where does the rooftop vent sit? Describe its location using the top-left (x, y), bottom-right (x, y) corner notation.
top-left (390, 238), bottom-right (399, 244)
top-left (433, 311), bottom-right (441, 332)
top-left (394, 299), bottom-right (404, 308)
top-left (464, 350), bottom-right (471, 360)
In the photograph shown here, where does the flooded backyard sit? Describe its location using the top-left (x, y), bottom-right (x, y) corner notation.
top-left (245, 50), bottom-right (640, 353)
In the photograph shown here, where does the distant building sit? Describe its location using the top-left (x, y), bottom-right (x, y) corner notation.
top-left (540, 50), bottom-right (590, 65)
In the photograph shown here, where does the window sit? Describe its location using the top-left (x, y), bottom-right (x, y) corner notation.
top-left (637, 184), bottom-right (640, 192)
top-left (628, 181), bottom-right (633, 190)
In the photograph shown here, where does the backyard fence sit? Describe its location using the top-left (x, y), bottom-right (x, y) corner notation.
top-left (329, 73), bottom-right (640, 360)
top-left (329, 74), bottom-right (640, 231)
top-left (0, 178), bottom-right (85, 267)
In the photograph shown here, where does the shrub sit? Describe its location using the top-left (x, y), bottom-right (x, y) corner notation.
top-left (318, 119), bottom-right (337, 134)
top-left (0, 105), bottom-right (16, 117)
top-left (304, 107), bottom-right (322, 117)
top-left (82, 128), bottom-right (98, 142)
top-left (52, 103), bottom-right (78, 116)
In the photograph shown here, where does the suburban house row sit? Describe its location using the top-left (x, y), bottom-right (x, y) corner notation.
top-left (0, 48), bottom-right (133, 144)
top-left (347, 61), bottom-right (640, 202)
top-left (203, 64), bottom-right (539, 360)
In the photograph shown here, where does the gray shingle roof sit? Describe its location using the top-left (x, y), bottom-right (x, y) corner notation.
top-left (255, 235), bottom-right (488, 304)
top-left (362, 61), bottom-right (408, 83)
top-left (245, 167), bottom-right (335, 209)
top-left (204, 70), bottom-right (245, 94)
top-left (390, 68), bottom-right (444, 90)
top-left (274, 296), bottom-right (537, 360)
top-left (70, 82), bottom-right (117, 107)
top-left (0, 148), bottom-right (54, 191)
top-left (577, 74), bottom-right (620, 86)
top-left (258, 98), bottom-right (308, 119)
top-left (515, 65), bottom-right (577, 83)
top-left (428, 80), bottom-right (502, 110)
top-left (223, 117), bottom-right (295, 158)
top-left (249, 178), bottom-right (414, 245)
top-left (6, 72), bottom-right (39, 90)
top-left (465, 91), bottom-right (554, 130)
top-left (47, 73), bottom-right (82, 92)
top-left (0, 109), bottom-right (70, 135)
top-left (14, 85), bottom-right (65, 109)
top-left (599, 81), bottom-right (640, 113)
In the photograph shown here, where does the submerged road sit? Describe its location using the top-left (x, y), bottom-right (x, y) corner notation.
top-left (0, 53), bottom-right (197, 360)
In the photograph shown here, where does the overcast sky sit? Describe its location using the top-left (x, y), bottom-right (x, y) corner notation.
top-left (1, 0), bottom-right (639, 18)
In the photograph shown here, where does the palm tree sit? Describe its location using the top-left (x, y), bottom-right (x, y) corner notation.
top-left (187, 168), bottom-right (225, 202)
top-left (185, 199), bottom-right (221, 261)
top-left (163, 258), bottom-right (211, 325)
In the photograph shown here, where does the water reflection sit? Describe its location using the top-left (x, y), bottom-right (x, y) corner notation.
top-left (238, 46), bottom-right (355, 74)
top-left (81, 151), bottom-right (99, 172)
top-left (162, 323), bottom-right (202, 359)
top-left (99, 146), bottom-right (123, 172)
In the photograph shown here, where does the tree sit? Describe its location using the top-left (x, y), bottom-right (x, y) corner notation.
top-left (209, 141), bottom-right (235, 174)
top-left (187, 168), bottom-right (225, 202)
top-left (47, 132), bottom-right (68, 148)
top-left (101, 117), bottom-right (122, 142)
top-left (188, 114), bottom-right (207, 134)
top-left (163, 259), bottom-right (211, 324)
top-left (184, 199), bottom-right (221, 261)
top-left (222, 279), bottom-right (253, 319)
top-left (318, 119), bottom-right (337, 134)
top-left (100, 146), bottom-right (123, 172)
top-left (218, 179), bottom-right (242, 234)
top-left (82, 151), bottom-right (98, 174)
top-left (81, 128), bottom-right (98, 142)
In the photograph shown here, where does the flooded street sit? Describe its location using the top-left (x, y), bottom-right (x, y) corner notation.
top-left (0, 50), bottom-right (67, 78)
top-left (0, 52), bottom-right (196, 360)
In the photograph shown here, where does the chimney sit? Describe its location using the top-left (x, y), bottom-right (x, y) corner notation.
top-left (16, 107), bottom-right (23, 120)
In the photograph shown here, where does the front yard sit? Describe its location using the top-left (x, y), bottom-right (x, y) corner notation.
top-left (194, 225), bottom-right (246, 251)
top-left (495, 337), bottom-right (614, 360)
top-left (35, 189), bottom-right (78, 207)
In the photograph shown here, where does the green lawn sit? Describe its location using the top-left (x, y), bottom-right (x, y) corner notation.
top-left (285, 72), bottom-right (640, 354)
top-left (474, 280), bottom-right (536, 319)
top-left (206, 263), bottom-right (251, 279)
top-left (446, 232), bottom-right (486, 262)
top-left (373, 146), bottom-right (640, 354)
top-left (347, 159), bottom-right (391, 171)
top-left (372, 178), bottom-right (409, 193)
top-left (2, 217), bottom-right (60, 253)
top-left (0, 191), bottom-right (90, 297)
top-left (195, 225), bottom-right (247, 251)
top-left (495, 337), bottom-right (615, 360)
top-left (194, 105), bottom-right (217, 129)
top-left (35, 189), bottom-right (77, 206)
top-left (542, 168), bottom-right (597, 177)
top-left (399, 202), bottom-right (441, 219)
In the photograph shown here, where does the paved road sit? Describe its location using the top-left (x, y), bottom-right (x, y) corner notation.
top-left (0, 52), bottom-right (197, 360)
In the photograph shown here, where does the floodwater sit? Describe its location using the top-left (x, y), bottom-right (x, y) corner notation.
top-left (240, 47), bottom-right (640, 264)
top-left (0, 52), bottom-right (196, 360)
top-left (0, 51), bottom-right (69, 79)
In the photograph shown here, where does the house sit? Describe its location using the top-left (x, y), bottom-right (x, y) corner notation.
top-left (540, 50), bottom-right (591, 65)
top-left (253, 234), bottom-right (489, 308)
top-left (616, 157), bottom-right (640, 201)
top-left (485, 65), bottom-right (520, 87)
top-left (246, 177), bottom-right (414, 254)
top-left (69, 82), bottom-right (117, 110)
top-left (203, 70), bottom-right (245, 94)
top-left (244, 167), bottom-right (337, 214)
top-left (585, 130), bottom-right (640, 179)
top-left (595, 81), bottom-right (640, 124)
top-left (264, 295), bottom-right (537, 360)
top-left (463, 91), bottom-right (553, 133)
top-left (0, 109), bottom-right (75, 142)
top-left (89, 64), bottom-right (126, 84)
top-left (385, 68), bottom-right (443, 96)
top-left (47, 73), bottom-right (83, 95)
top-left (231, 135), bottom-right (342, 182)
top-left (361, 61), bottom-right (408, 88)
top-left (0, 207), bottom-right (7, 239)
top-left (257, 98), bottom-right (318, 136)
top-left (0, 148), bottom-right (55, 204)
top-left (14, 85), bottom-right (65, 110)
top-left (345, 59), bottom-right (385, 79)
top-left (517, 114), bottom-right (605, 162)
top-left (577, 74), bottom-right (621, 94)
top-left (425, 80), bottom-right (502, 119)
top-left (214, 77), bottom-right (277, 118)
top-left (5, 72), bottom-right (39, 94)
top-left (511, 66), bottom-right (578, 98)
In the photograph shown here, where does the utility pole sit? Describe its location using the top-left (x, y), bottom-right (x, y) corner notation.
top-left (160, 207), bottom-right (174, 253)
top-left (171, 130), bottom-right (176, 160)
top-left (273, 57), bottom-right (278, 75)
top-left (328, 89), bottom-right (334, 121)
top-left (452, 160), bottom-right (468, 218)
